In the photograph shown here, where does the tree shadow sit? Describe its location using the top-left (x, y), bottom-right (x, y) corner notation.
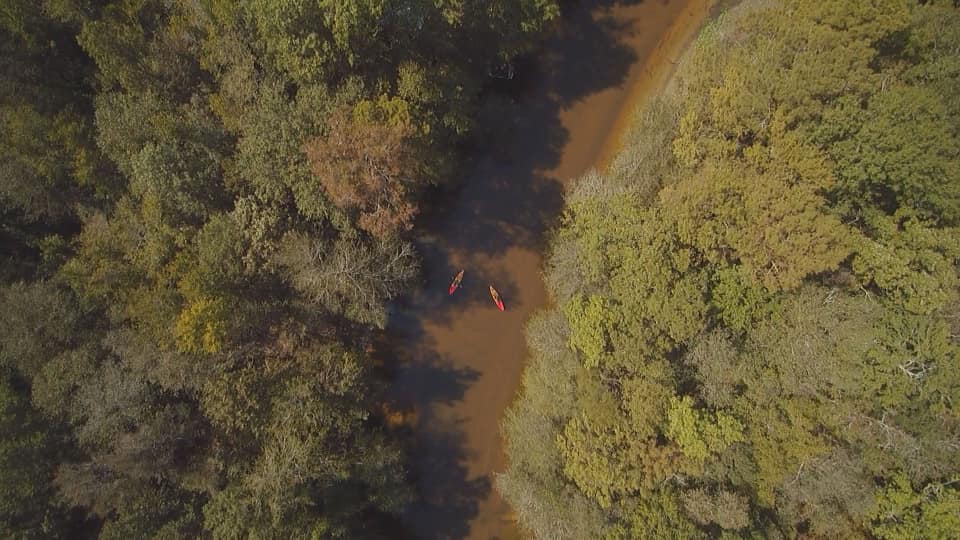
top-left (418, 9), bottom-right (640, 254)
top-left (380, 314), bottom-right (489, 539)
top-left (400, 420), bottom-right (492, 540)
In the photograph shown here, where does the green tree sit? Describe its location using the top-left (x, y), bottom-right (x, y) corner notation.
top-left (660, 162), bottom-right (852, 292)
top-left (665, 396), bottom-right (744, 465)
top-left (0, 370), bottom-right (80, 539)
top-left (870, 473), bottom-right (960, 540)
top-left (0, 281), bottom-right (85, 379)
top-left (204, 342), bottom-right (412, 538)
top-left (244, 0), bottom-right (390, 84)
top-left (829, 85), bottom-right (960, 224)
top-left (852, 212), bottom-right (960, 315)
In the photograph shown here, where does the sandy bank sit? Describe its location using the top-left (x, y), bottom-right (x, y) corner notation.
top-left (594, 0), bottom-right (720, 171)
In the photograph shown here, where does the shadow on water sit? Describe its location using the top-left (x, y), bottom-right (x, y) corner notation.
top-left (440, 13), bottom-right (636, 249)
top-left (380, 312), bottom-right (487, 540)
top-left (405, 424), bottom-right (492, 540)
top-left (385, 1), bottom-right (645, 538)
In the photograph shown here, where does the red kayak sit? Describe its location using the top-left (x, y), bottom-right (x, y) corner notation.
top-left (448, 269), bottom-right (464, 295)
top-left (489, 285), bottom-right (505, 311)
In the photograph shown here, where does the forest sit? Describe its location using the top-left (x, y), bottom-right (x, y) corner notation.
top-left (0, 0), bottom-right (559, 537)
top-left (499, 0), bottom-right (960, 538)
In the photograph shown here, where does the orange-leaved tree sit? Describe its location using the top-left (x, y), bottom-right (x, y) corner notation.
top-left (304, 102), bottom-right (421, 238)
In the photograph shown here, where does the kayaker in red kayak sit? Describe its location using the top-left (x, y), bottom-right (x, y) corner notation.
top-left (489, 285), bottom-right (505, 311)
top-left (448, 269), bottom-right (464, 295)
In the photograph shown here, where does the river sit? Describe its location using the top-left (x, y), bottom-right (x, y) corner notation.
top-left (386, 1), bottom-right (715, 538)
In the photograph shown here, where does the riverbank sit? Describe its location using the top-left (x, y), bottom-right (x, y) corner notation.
top-left (387, 2), bottom-right (721, 538)
top-left (497, 0), bottom-right (734, 538)
top-left (502, 0), bottom-right (960, 536)
top-left (594, 0), bottom-right (721, 172)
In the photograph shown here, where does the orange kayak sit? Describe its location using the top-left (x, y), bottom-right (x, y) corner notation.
top-left (448, 269), bottom-right (464, 295)
top-left (489, 285), bottom-right (505, 311)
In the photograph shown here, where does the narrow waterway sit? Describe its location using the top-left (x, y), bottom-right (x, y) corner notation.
top-left (387, 1), bottom-right (714, 538)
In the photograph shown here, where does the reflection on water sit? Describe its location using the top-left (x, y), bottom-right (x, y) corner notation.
top-left (384, 1), bottom-right (705, 538)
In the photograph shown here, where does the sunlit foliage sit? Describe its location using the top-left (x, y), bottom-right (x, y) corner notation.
top-left (499, 0), bottom-right (960, 537)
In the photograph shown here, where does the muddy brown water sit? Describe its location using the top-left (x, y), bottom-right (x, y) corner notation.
top-left (386, 1), bottom-right (714, 538)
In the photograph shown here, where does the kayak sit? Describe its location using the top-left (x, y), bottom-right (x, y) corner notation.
top-left (489, 285), bottom-right (505, 311)
top-left (448, 269), bottom-right (464, 295)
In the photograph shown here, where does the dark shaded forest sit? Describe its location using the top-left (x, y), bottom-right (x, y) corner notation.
top-left (0, 0), bottom-right (560, 537)
top-left (499, 0), bottom-right (960, 538)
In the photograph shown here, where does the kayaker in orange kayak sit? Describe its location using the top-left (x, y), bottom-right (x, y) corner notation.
top-left (489, 285), bottom-right (505, 311)
top-left (448, 269), bottom-right (464, 295)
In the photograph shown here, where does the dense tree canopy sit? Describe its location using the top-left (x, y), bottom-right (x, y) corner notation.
top-left (0, 0), bottom-right (559, 536)
top-left (499, 1), bottom-right (960, 538)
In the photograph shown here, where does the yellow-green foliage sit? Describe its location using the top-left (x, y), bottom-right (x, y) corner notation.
top-left (869, 473), bottom-right (960, 540)
top-left (559, 197), bottom-right (708, 368)
top-left (666, 396), bottom-right (744, 464)
top-left (853, 212), bottom-right (960, 314)
top-left (174, 296), bottom-right (228, 354)
top-left (500, 0), bottom-right (960, 537)
top-left (558, 413), bottom-right (689, 509)
top-left (564, 294), bottom-right (610, 368)
top-left (660, 161), bottom-right (852, 291)
top-left (710, 266), bottom-right (780, 333)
